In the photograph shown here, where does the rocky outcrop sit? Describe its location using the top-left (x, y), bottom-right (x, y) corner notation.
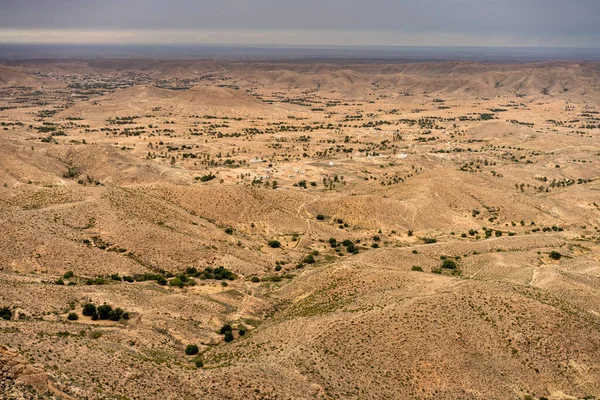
top-left (0, 345), bottom-right (75, 399)
top-left (0, 345), bottom-right (49, 393)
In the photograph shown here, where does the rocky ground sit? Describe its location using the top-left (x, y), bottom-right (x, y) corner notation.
top-left (0, 59), bottom-right (599, 399)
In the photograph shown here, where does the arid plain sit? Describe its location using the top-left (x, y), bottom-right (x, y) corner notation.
top-left (0, 59), bottom-right (599, 399)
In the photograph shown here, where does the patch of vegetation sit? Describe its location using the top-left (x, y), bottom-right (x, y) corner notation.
top-left (185, 344), bottom-right (199, 355)
top-left (268, 240), bottom-right (281, 248)
top-left (238, 325), bottom-right (247, 336)
top-left (196, 173), bottom-right (216, 182)
top-left (63, 166), bottom-right (80, 179)
top-left (199, 266), bottom-right (236, 281)
top-left (303, 254), bottom-right (316, 264)
top-left (549, 251), bottom-right (562, 260)
top-left (85, 277), bottom-right (106, 285)
top-left (82, 303), bottom-right (96, 317)
top-left (220, 324), bottom-right (232, 334)
top-left (82, 302), bottom-right (130, 322)
top-left (0, 307), bottom-right (12, 320)
top-left (169, 277), bottom-right (184, 288)
top-left (134, 273), bottom-right (166, 282)
top-left (442, 259), bottom-right (458, 270)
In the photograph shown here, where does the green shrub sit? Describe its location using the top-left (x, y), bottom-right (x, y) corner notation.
top-left (250, 276), bottom-right (260, 283)
top-left (422, 237), bottom-right (437, 244)
top-left (220, 324), bottom-right (232, 334)
top-left (238, 325), bottom-right (247, 336)
top-left (63, 166), bottom-right (80, 179)
top-left (199, 266), bottom-right (236, 280)
top-left (157, 276), bottom-right (167, 285)
top-left (0, 307), bottom-right (12, 320)
top-left (442, 259), bottom-right (458, 270)
top-left (224, 331), bottom-right (234, 342)
top-left (185, 344), bottom-right (199, 355)
top-left (411, 266), bottom-right (424, 272)
top-left (134, 273), bottom-right (163, 282)
top-left (169, 277), bottom-right (184, 288)
top-left (85, 277), bottom-right (105, 285)
top-left (268, 240), bottom-right (281, 248)
top-left (109, 308), bottom-right (124, 321)
top-left (195, 359), bottom-right (204, 368)
top-left (63, 271), bottom-right (74, 279)
top-left (196, 173), bottom-right (216, 182)
top-left (303, 254), bottom-right (316, 264)
top-left (110, 273), bottom-right (122, 281)
top-left (67, 312), bottom-right (79, 321)
top-left (122, 276), bottom-right (134, 283)
top-left (97, 304), bottom-right (112, 320)
top-left (549, 251), bottom-right (562, 260)
top-left (82, 303), bottom-right (96, 316)
top-left (316, 214), bottom-right (325, 220)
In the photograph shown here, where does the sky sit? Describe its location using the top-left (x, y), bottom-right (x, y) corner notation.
top-left (0, 0), bottom-right (599, 47)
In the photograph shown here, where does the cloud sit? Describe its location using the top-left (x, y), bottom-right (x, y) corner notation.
top-left (0, 0), bottom-right (598, 47)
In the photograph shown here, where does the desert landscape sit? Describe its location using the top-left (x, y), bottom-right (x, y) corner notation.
top-left (0, 57), bottom-right (599, 399)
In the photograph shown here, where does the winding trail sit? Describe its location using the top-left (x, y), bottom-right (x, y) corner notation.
top-left (295, 193), bottom-right (322, 245)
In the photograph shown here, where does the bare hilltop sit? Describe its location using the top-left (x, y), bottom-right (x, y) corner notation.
top-left (0, 58), bottom-right (599, 400)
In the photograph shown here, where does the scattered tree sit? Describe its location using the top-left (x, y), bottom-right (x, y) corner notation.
top-left (185, 344), bottom-right (199, 355)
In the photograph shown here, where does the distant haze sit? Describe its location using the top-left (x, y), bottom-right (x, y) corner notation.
top-left (1, 44), bottom-right (600, 62)
top-left (0, 0), bottom-right (599, 48)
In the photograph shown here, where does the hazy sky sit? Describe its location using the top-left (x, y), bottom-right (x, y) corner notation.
top-left (0, 0), bottom-right (599, 47)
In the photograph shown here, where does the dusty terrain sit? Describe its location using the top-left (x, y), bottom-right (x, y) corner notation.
top-left (0, 58), bottom-right (599, 400)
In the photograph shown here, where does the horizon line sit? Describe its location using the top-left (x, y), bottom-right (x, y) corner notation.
top-left (1, 43), bottom-right (600, 51)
